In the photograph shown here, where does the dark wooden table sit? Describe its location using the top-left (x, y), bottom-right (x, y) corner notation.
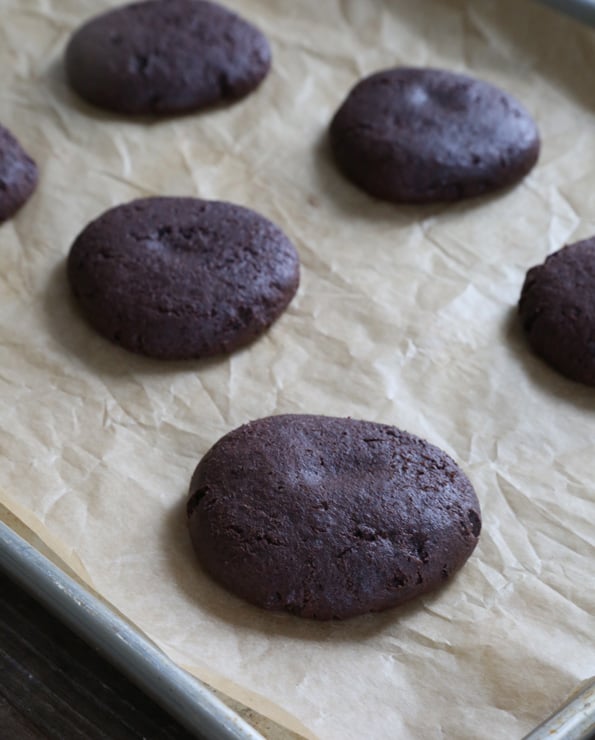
top-left (0, 571), bottom-right (197, 739)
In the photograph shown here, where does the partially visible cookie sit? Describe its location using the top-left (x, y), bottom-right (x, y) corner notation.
top-left (0, 124), bottom-right (38, 222)
top-left (329, 67), bottom-right (540, 204)
top-left (519, 239), bottom-right (595, 386)
top-left (187, 414), bottom-right (481, 620)
top-left (65, 0), bottom-right (271, 115)
top-left (67, 197), bottom-right (299, 359)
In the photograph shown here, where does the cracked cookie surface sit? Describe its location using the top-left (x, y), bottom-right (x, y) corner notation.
top-left (67, 197), bottom-right (299, 359)
top-left (187, 414), bottom-right (481, 620)
top-left (65, 0), bottom-right (271, 115)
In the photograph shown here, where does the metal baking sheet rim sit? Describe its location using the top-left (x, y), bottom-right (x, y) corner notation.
top-left (1, 521), bottom-right (594, 740)
top-left (0, 521), bottom-right (264, 740)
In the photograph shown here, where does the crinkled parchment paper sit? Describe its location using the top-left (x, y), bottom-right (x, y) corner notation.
top-left (1, 0), bottom-right (594, 737)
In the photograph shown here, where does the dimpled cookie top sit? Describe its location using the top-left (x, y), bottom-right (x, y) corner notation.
top-left (67, 197), bottom-right (300, 359)
top-left (330, 67), bottom-right (540, 203)
top-left (187, 414), bottom-right (482, 620)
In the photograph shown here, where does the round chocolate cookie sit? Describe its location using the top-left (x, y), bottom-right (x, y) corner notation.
top-left (0, 124), bottom-right (38, 222)
top-left (65, 0), bottom-right (271, 115)
top-left (187, 415), bottom-right (481, 620)
top-left (67, 197), bottom-right (300, 359)
top-left (519, 239), bottom-right (595, 386)
top-left (329, 67), bottom-right (540, 204)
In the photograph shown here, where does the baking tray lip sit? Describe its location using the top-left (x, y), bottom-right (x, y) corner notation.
top-left (536, 0), bottom-right (595, 25)
top-left (0, 521), bottom-right (264, 740)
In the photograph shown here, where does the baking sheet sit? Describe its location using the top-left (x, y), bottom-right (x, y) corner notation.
top-left (0, 0), bottom-right (594, 738)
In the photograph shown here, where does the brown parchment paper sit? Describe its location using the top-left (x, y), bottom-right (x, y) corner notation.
top-left (1, 0), bottom-right (594, 737)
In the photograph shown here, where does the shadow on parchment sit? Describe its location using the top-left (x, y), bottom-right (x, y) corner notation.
top-left (160, 495), bottom-right (465, 645)
top-left (42, 260), bottom-right (230, 379)
top-left (501, 306), bottom-right (595, 413)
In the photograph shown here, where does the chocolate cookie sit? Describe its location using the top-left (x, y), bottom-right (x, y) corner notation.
top-left (67, 197), bottom-right (299, 359)
top-left (329, 67), bottom-right (540, 204)
top-left (519, 239), bottom-right (595, 386)
top-left (65, 0), bottom-right (271, 115)
top-left (0, 124), bottom-right (38, 222)
top-left (187, 415), bottom-right (481, 620)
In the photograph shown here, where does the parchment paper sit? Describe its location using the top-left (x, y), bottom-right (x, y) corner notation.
top-left (1, 1), bottom-right (594, 738)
